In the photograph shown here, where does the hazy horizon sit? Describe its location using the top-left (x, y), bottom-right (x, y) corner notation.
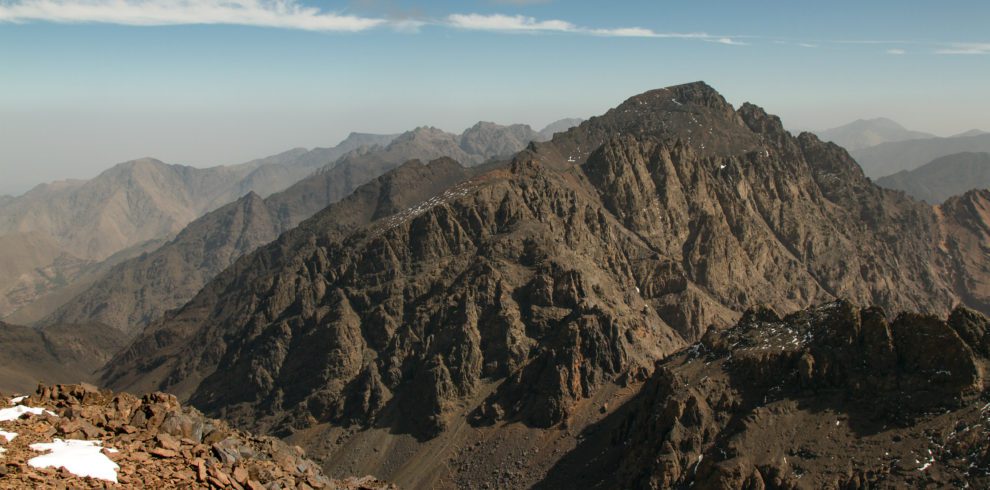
top-left (2, 0), bottom-right (988, 196)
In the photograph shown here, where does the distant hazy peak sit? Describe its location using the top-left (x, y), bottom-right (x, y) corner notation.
top-left (875, 152), bottom-right (990, 203)
top-left (816, 117), bottom-right (935, 151)
top-left (953, 129), bottom-right (989, 138)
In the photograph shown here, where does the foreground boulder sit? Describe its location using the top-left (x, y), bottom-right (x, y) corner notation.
top-left (0, 384), bottom-right (394, 489)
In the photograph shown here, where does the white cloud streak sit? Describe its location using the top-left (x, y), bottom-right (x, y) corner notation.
top-left (935, 43), bottom-right (990, 55)
top-left (445, 13), bottom-right (745, 44)
top-left (0, 2), bottom-right (982, 56)
top-left (0, 0), bottom-right (386, 31)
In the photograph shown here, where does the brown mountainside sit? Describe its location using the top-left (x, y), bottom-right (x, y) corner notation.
top-left (100, 82), bottom-right (990, 488)
top-left (0, 133), bottom-right (397, 321)
top-left (0, 321), bottom-right (123, 393)
top-left (44, 159), bottom-right (477, 337)
top-left (539, 301), bottom-right (990, 489)
top-left (40, 121), bottom-right (541, 335)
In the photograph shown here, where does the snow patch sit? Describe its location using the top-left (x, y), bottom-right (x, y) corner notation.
top-left (0, 405), bottom-right (55, 422)
top-left (28, 439), bottom-right (119, 483)
top-left (0, 430), bottom-right (16, 442)
top-left (9, 396), bottom-right (27, 405)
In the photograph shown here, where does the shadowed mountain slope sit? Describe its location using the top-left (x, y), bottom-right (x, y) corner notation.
top-left (0, 321), bottom-right (123, 393)
top-left (538, 301), bottom-right (990, 489)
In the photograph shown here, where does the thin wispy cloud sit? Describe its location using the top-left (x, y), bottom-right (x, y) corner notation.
top-left (446, 13), bottom-right (745, 44)
top-left (935, 43), bottom-right (990, 55)
top-left (0, 1), bottom-right (981, 56)
top-left (0, 0), bottom-right (386, 31)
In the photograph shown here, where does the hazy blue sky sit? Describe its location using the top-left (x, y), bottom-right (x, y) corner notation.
top-left (1, 0), bottom-right (988, 195)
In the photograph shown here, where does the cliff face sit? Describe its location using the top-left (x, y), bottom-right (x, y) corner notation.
top-left (542, 302), bottom-right (990, 489)
top-left (100, 82), bottom-right (990, 487)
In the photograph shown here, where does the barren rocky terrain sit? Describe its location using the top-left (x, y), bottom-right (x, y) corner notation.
top-left (0, 384), bottom-right (393, 488)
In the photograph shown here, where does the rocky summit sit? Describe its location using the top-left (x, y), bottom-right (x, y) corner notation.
top-left (96, 82), bottom-right (990, 488)
top-left (0, 384), bottom-right (393, 489)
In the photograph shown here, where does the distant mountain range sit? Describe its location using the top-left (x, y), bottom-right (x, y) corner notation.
top-left (4, 119), bottom-right (582, 330)
top-left (874, 152), bottom-right (990, 204)
top-left (852, 133), bottom-right (990, 179)
top-left (815, 117), bottom-right (935, 151)
top-left (815, 118), bottom-right (990, 179)
top-left (0, 133), bottom-right (398, 322)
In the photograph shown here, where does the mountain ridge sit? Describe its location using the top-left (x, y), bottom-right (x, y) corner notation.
top-left (40, 120), bottom-right (546, 335)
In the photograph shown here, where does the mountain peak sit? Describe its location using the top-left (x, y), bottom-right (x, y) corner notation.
top-left (567, 81), bottom-right (757, 159)
top-left (816, 117), bottom-right (935, 152)
top-left (615, 81), bottom-right (730, 113)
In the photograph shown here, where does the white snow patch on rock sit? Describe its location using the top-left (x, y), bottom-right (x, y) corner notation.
top-left (28, 439), bottom-right (120, 483)
top-left (9, 396), bottom-right (27, 405)
top-left (0, 430), bottom-right (16, 442)
top-left (0, 405), bottom-right (55, 422)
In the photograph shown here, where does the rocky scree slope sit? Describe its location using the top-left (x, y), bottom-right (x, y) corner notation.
top-left (540, 301), bottom-right (990, 489)
top-left (0, 384), bottom-right (393, 489)
top-left (100, 82), bottom-right (990, 487)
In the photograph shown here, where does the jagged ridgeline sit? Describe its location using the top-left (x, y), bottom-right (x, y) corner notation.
top-left (101, 82), bottom-right (990, 487)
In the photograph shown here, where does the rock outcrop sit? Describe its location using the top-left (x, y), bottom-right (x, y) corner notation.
top-left (540, 301), bottom-right (990, 489)
top-left (0, 384), bottom-right (394, 489)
